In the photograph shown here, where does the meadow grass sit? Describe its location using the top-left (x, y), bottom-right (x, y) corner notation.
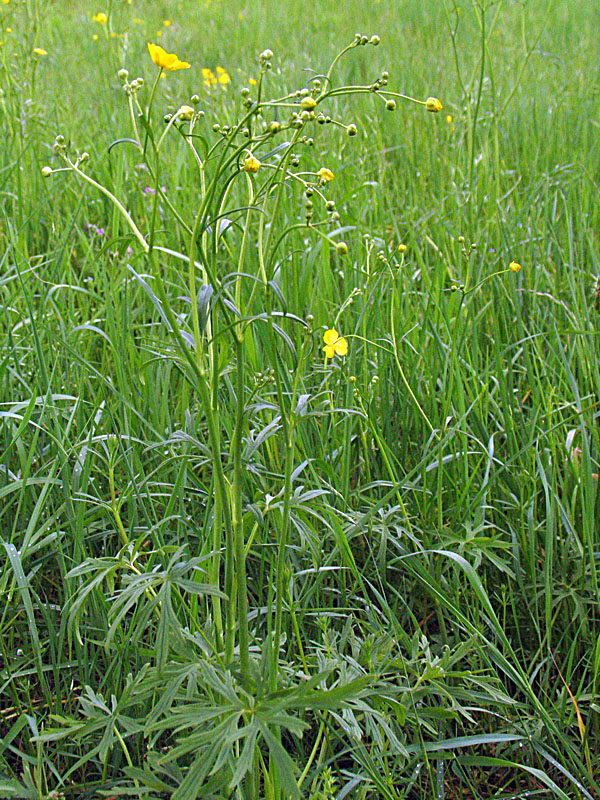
top-left (1, 0), bottom-right (600, 797)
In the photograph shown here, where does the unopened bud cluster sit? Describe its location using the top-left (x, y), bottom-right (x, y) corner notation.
top-left (53, 134), bottom-right (66, 154)
top-left (259, 48), bottom-right (273, 69)
top-left (353, 32), bottom-right (381, 47)
top-left (120, 68), bottom-right (145, 96)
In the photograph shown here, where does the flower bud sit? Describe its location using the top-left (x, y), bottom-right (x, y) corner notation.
top-left (425, 96), bottom-right (443, 113)
top-left (300, 96), bottom-right (317, 111)
top-left (398, 243), bottom-right (407, 253)
top-left (347, 123), bottom-right (358, 136)
top-left (370, 35), bottom-right (380, 45)
top-left (191, 94), bottom-right (201, 105)
top-left (269, 120), bottom-right (281, 133)
top-left (335, 241), bottom-right (349, 255)
top-left (385, 99), bottom-right (396, 111)
top-left (509, 261), bottom-right (522, 273)
top-left (177, 104), bottom-right (194, 121)
top-left (118, 68), bottom-right (129, 80)
top-left (41, 166), bottom-right (53, 178)
top-left (243, 155), bottom-right (261, 173)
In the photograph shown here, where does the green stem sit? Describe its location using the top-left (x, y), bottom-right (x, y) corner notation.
top-left (65, 158), bottom-right (148, 252)
top-left (109, 465), bottom-right (129, 547)
top-left (233, 337), bottom-right (250, 676)
top-left (468, 0), bottom-right (486, 192)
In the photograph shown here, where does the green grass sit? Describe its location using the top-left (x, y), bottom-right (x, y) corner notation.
top-left (1, 0), bottom-right (600, 797)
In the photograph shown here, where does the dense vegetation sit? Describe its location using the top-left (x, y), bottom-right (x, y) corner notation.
top-left (1, 0), bottom-right (600, 797)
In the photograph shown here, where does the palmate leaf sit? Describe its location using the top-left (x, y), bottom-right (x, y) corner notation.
top-left (141, 661), bottom-right (386, 799)
top-left (268, 674), bottom-right (374, 713)
top-left (228, 722), bottom-right (260, 789)
top-left (170, 735), bottom-right (231, 800)
top-left (258, 722), bottom-right (301, 800)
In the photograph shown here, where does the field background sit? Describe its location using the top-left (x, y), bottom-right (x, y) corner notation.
top-left (2, 0), bottom-right (600, 798)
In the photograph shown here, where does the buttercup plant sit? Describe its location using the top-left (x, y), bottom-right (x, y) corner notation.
top-left (40, 36), bottom-right (446, 799)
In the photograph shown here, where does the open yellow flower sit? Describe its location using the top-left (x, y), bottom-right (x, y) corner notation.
top-left (32, 47), bottom-right (47, 55)
top-left (509, 261), bottom-right (522, 273)
top-left (317, 167), bottom-right (334, 183)
top-left (216, 66), bottom-right (230, 85)
top-left (92, 12), bottom-right (107, 24)
top-left (147, 42), bottom-right (190, 72)
top-left (323, 329), bottom-right (348, 358)
top-left (202, 67), bottom-right (217, 87)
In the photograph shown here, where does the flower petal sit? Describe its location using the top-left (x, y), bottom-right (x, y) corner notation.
top-left (334, 338), bottom-right (348, 356)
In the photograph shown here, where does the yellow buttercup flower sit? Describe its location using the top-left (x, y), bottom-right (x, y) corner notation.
top-left (243, 155), bottom-right (261, 173)
top-left (317, 167), bottom-right (334, 183)
top-left (509, 261), bottom-right (522, 273)
top-left (92, 12), bottom-right (107, 24)
top-left (425, 97), bottom-right (443, 113)
top-left (147, 42), bottom-right (190, 72)
top-left (323, 329), bottom-right (348, 358)
top-left (202, 67), bottom-right (217, 87)
top-left (163, 20), bottom-right (172, 26)
top-left (446, 114), bottom-right (453, 124)
top-left (33, 47), bottom-right (47, 55)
